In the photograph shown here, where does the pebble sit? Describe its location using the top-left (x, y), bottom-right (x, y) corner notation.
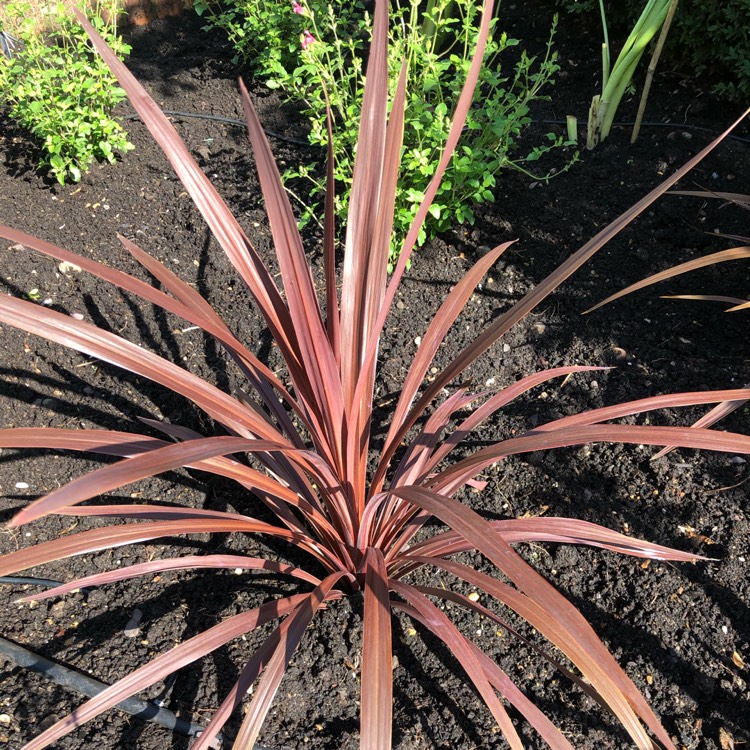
top-left (730, 456), bottom-right (746, 465)
top-left (58, 261), bottom-right (82, 274)
top-left (123, 608), bottom-right (143, 638)
top-left (70, 312), bottom-right (85, 320)
top-left (15, 482), bottom-right (29, 489)
top-left (532, 322), bottom-right (546, 334)
top-left (502, 343), bottom-right (511, 353)
top-left (0, 715), bottom-right (10, 725)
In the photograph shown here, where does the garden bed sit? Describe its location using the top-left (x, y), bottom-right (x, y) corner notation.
top-left (0, 6), bottom-right (748, 749)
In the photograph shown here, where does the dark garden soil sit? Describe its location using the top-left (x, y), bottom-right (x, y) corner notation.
top-left (0, 4), bottom-right (749, 749)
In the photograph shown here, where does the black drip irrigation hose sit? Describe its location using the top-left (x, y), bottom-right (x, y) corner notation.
top-left (0, 575), bottom-right (72, 589)
top-left (0, 635), bottom-right (219, 744)
top-left (123, 108), bottom-right (750, 146)
top-left (123, 110), bottom-right (311, 147)
top-left (539, 117), bottom-right (750, 145)
top-left (0, 576), bottom-right (274, 750)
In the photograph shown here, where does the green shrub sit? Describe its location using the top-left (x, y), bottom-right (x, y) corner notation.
top-left (550, 0), bottom-right (750, 103)
top-left (195, 0), bottom-right (570, 262)
top-left (0, 0), bottom-right (133, 184)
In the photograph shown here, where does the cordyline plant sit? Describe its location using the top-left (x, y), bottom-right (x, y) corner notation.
top-left (1, 2), bottom-right (750, 748)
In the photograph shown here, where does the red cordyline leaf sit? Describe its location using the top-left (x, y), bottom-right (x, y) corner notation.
top-left (360, 548), bottom-right (392, 750)
top-left (429, 423), bottom-right (750, 496)
top-left (0, 294), bottom-right (279, 441)
top-left (69, 9), bottom-right (303, 368)
top-left (228, 572), bottom-right (348, 750)
top-left (20, 593), bottom-right (322, 750)
top-left (0, 519), bottom-right (304, 578)
top-left (191, 626), bottom-right (282, 750)
top-left (9, 435), bottom-right (319, 527)
top-left (530, 388), bottom-right (750, 434)
top-left (394, 597), bottom-right (574, 750)
top-left (346, 61), bottom-right (409, 516)
top-left (370, 240), bottom-right (515, 496)
top-left (663, 293), bottom-right (749, 307)
top-left (585, 245), bottom-right (750, 313)
top-left (322, 87), bottom-right (340, 362)
top-left (239, 79), bottom-right (346, 474)
top-left (652, 384), bottom-right (750, 460)
top-left (670, 189), bottom-right (750, 207)
top-left (18, 555), bottom-right (322, 602)
top-left (392, 488), bottom-right (673, 749)
top-left (45, 505), bottom-right (348, 572)
top-left (390, 582), bottom-right (525, 749)
top-left (390, 516), bottom-right (704, 578)
top-left (339, 0), bottom-right (390, 410)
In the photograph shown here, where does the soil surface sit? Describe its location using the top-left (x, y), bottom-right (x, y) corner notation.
top-left (1, 5), bottom-right (749, 750)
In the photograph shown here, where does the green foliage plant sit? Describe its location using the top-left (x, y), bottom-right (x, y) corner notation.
top-left (196, 0), bottom-right (568, 263)
top-left (1, 2), bottom-right (750, 748)
top-left (0, 0), bottom-right (133, 184)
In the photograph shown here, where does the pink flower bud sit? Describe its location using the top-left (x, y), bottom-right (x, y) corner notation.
top-left (292, 1), bottom-right (304, 15)
top-left (301, 29), bottom-right (316, 49)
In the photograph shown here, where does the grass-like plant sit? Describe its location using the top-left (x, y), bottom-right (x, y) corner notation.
top-left (586, 0), bottom-right (675, 148)
top-left (1, 2), bottom-right (749, 748)
top-left (0, 0), bottom-right (133, 184)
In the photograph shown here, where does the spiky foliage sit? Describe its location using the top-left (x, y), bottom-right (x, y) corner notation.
top-left (1, 2), bottom-right (749, 748)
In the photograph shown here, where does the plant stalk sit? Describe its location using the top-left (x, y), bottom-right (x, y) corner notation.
top-left (631, 0), bottom-right (679, 143)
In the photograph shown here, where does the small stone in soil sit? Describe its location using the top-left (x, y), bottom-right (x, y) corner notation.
top-left (124, 608), bottom-right (143, 637)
